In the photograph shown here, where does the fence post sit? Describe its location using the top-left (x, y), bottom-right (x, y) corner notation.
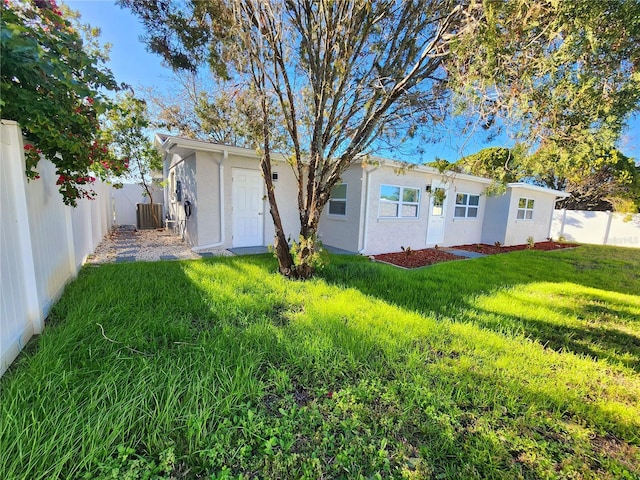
top-left (603, 211), bottom-right (613, 245)
top-left (0, 121), bottom-right (42, 334)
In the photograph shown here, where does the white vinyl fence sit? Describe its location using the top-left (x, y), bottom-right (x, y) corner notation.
top-left (550, 208), bottom-right (640, 248)
top-left (1, 120), bottom-right (113, 376)
top-left (113, 183), bottom-right (163, 226)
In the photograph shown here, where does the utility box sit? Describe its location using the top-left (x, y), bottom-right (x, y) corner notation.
top-left (136, 203), bottom-right (163, 229)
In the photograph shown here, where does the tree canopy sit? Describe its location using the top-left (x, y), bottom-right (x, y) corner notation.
top-left (449, 0), bottom-right (640, 158)
top-left (144, 72), bottom-right (264, 149)
top-left (1, 0), bottom-right (128, 205)
top-left (104, 92), bottom-right (163, 225)
top-left (454, 146), bottom-right (640, 212)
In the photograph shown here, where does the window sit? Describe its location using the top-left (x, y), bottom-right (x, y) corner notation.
top-left (517, 197), bottom-right (535, 219)
top-left (379, 185), bottom-right (420, 218)
top-left (454, 193), bottom-right (479, 218)
top-left (328, 183), bottom-right (347, 216)
top-left (431, 188), bottom-right (446, 216)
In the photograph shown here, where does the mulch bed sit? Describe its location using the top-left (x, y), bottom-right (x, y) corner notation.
top-left (372, 241), bottom-right (579, 269)
top-left (372, 249), bottom-right (463, 269)
top-left (450, 241), bottom-right (579, 255)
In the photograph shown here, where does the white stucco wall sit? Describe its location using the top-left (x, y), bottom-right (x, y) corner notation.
top-left (441, 178), bottom-right (487, 247)
top-left (481, 193), bottom-right (511, 245)
top-left (318, 165), bottom-right (363, 252)
top-left (167, 153), bottom-right (198, 246)
top-left (264, 160), bottom-right (300, 246)
top-left (503, 187), bottom-right (558, 245)
top-left (361, 166), bottom-right (433, 255)
top-left (194, 151), bottom-right (222, 246)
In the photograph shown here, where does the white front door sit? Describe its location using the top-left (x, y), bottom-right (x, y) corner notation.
top-left (232, 168), bottom-right (264, 247)
top-left (426, 187), bottom-right (446, 245)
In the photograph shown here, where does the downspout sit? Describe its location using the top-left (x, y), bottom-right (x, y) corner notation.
top-left (191, 150), bottom-right (227, 252)
top-left (358, 164), bottom-right (380, 254)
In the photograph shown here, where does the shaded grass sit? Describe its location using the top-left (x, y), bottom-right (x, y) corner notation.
top-left (1, 245), bottom-right (639, 479)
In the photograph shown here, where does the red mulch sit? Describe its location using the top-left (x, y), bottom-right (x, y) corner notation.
top-left (372, 249), bottom-right (463, 269)
top-left (372, 241), bottom-right (579, 269)
top-left (450, 241), bottom-right (579, 255)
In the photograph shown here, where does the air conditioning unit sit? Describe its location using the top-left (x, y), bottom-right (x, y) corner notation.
top-left (136, 203), bottom-right (163, 229)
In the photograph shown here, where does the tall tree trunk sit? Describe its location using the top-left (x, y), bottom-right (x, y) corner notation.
top-left (260, 93), bottom-right (294, 277)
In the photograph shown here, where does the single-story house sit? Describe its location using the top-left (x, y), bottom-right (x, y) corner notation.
top-left (155, 134), bottom-right (568, 255)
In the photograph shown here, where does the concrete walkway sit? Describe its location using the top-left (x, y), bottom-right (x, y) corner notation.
top-left (228, 245), bottom-right (356, 256)
top-left (87, 225), bottom-right (356, 265)
top-left (441, 248), bottom-right (487, 259)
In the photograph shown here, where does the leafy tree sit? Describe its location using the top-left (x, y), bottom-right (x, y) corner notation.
top-left (1, 0), bottom-right (127, 205)
top-left (454, 146), bottom-right (640, 212)
top-left (447, 0), bottom-right (640, 212)
top-left (449, 0), bottom-right (640, 158)
top-left (531, 147), bottom-right (640, 212)
top-left (104, 92), bottom-right (164, 226)
top-left (121, 0), bottom-right (471, 278)
top-left (454, 146), bottom-right (527, 184)
top-left (144, 72), bottom-right (265, 148)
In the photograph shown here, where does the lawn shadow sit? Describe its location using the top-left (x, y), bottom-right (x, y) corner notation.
top-left (6, 250), bottom-right (638, 479)
top-left (468, 304), bottom-right (640, 372)
top-left (319, 247), bottom-right (640, 324)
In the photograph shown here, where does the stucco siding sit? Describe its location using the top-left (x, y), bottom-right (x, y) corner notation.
top-left (481, 193), bottom-right (511, 244)
top-left (168, 153), bottom-right (198, 246)
top-left (361, 166), bottom-right (433, 255)
top-left (503, 188), bottom-right (557, 245)
top-left (318, 166), bottom-right (363, 252)
top-left (195, 151), bottom-right (221, 246)
top-left (441, 178), bottom-right (486, 247)
top-left (268, 161), bottom-right (301, 246)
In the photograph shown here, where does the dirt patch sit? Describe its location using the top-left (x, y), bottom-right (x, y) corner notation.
top-left (591, 434), bottom-right (640, 474)
top-left (450, 241), bottom-right (579, 255)
top-left (372, 249), bottom-right (463, 269)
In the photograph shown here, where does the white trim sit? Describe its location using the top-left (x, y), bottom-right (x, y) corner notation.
top-left (155, 134), bottom-right (287, 161)
top-left (367, 156), bottom-right (494, 185)
top-left (358, 165), bottom-right (380, 253)
top-left (507, 182), bottom-right (569, 198)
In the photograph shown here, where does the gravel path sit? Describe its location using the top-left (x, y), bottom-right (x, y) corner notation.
top-left (85, 225), bottom-right (233, 264)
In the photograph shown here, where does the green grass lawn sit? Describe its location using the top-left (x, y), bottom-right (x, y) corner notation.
top-left (1, 245), bottom-right (639, 479)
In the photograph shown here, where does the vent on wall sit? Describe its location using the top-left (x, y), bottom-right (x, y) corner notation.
top-left (136, 203), bottom-right (163, 229)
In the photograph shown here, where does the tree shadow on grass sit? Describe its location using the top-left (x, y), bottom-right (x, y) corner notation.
top-left (320, 248), bottom-right (640, 316)
top-left (468, 305), bottom-right (640, 372)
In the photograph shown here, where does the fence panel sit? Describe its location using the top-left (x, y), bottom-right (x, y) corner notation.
top-left (1, 120), bottom-right (113, 376)
top-left (113, 183), bottom-right (162, 226)
top-left (551, 209), bottom-right (640, 248)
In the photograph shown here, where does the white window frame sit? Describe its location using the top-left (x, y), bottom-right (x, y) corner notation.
top-left (517, 197), bottom-right (535, 220)
top-left (378, 184), bottom-right (421, 219)
top-left (328, 183), bottom-right (347, 216)
top-left (454, 193), bottom-right (480, 219)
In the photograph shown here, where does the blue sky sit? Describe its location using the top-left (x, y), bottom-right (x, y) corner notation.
top-left (65, 1), bottom-right (639, 162)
